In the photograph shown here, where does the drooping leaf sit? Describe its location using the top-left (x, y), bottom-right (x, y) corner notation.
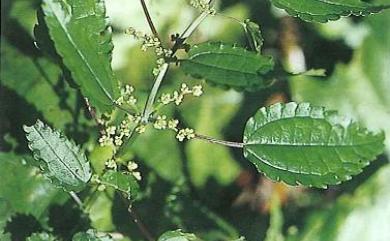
top-left (0, 152), bottom-right (68, 228)
top-left (243, 102), bottom-right (385, 188)
top-left (88, 190), bottom-right (115, 231)
top-left (24, 119), bottom-right (92, 192)
top-left (100, 170), bottom-right (139, 199)
top-left (27, 232), bottom-right (57, 241)
top-left (158, 230), bottom-right (200, 241)
top-left (181, 42), bottom-right (274, 91)
top-left (270, 0), bottom-right (389, 23)
top-left (72, 229), bottom-right (113, 241)
top-left (40, 0), bottom-right (118, 113)
top-left (244, 20), bottom-right (264, 53)
top-left (0, 38), bottom-right (73, 128)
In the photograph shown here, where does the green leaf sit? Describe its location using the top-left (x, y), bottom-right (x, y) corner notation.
top-left (100, 170), bottom-right (139, 199)
top-left (72, 229), bottom-right (113, 241)
top-left (24, 119), bottom-right (92, 192)
top-left (0, 232), bottom-right (11, 241)
top-left (0, 38), bottom-right (73, 128)
top-left (27, 233), bottom-right (57, 241)
top-left (270, 0), bottom-right (389, 23)
top-left (243, 102), bottom-right (385, 188)
top-left (0, 152), bottom-right (68, 228)
top-left (181, 42), bottom-right (274, 91)
top-left (40, 0), bottom-right (118, 113)
top-left (158, 230), bottom-right (200, 241)
top-left (290, 11), bottom-right (390, 155)
top-left (244, 20), bottom-right (264, 53)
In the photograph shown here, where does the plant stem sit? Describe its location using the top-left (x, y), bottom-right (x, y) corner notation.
top-left (195, 134), bottom-right (244, 148)
top-left (69, 191), bottom-right (84, 210)
top-left (171, 10), bottom-right (210, 54)
top-left (141, 63), bottom-right (169, 123)
top-left (128, 205), bottom-right (154, 241)
top-left (139, 0), bottom-right (160, 40)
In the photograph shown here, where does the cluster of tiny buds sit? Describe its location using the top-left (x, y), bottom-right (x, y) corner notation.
top-left (176, 128), bottom-right (196, 142)
top-left (98, 113), bottom-right (142, 147)
top-left (115, 84), bottom-right (137, 106)
top-left (159, 83), bottom-right (203, 106)
top-left (125, 27), bottom-right (172, 76)
top-left (190, 0), bottom-right (216, 15)
top-left (153, 115), bottom-right (179, 131)
top-left (127, 161), bottom-right (142, 181)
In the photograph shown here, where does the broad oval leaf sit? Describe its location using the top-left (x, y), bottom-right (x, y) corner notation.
top-left (27, 233), bottom-right (57, 241)
top-left (24, 120), bottom-right (92, 192)
top-left (243, 102), bottom-right (385, 188)
top-left (41, 0), bottom-right (118, 113)
top-left (100, 170), bottom-right (139, 199)
top-left (270, 0), bottom-right (389, 23)
top-left (181, 42), bottom-right (274, 91)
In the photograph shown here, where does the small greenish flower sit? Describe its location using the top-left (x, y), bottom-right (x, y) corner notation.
top-left (153, 115), bottom-right (168, 130)
top-left (176, 128), bottom-right (195, 141)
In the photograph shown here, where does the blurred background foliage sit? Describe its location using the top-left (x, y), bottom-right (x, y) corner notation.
top-left (1, 0), bottom-right (389, 240)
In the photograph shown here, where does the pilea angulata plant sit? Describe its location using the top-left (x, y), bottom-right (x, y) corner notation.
top-left (3, 0), bottom-right (388, 239)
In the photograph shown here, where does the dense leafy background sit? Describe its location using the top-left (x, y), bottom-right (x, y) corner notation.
top-left (1, 0), bottom-right (389, 240)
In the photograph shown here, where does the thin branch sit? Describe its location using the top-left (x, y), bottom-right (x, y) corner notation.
top-left (139, 0), bottom-right (160, 40)
top-left (69, 191), bottom-right (84, 210)
top-left (141, 63), bottom-right (169, 123)
top-left (195, 134), bottom-right (244, 148)
top-left (127, 205), bottom-right (154, 241)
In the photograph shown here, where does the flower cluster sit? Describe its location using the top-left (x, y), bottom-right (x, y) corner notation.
top-left (159, 83), bottom-right (203, 106)
top-left (152, 115), bottom-right (179, 131)
top-left (114, 84), bottom-right (137, 107)
top-left (125, 27), bottom-right (173, 76)
top-left (190, 0), bottom-right (216, 15)
top-left (98, 113), bottom-right (143, 147)
top-left (127, 161), bottom-right (142, 181)
top-left (176, 128), bottom-right (196, 141)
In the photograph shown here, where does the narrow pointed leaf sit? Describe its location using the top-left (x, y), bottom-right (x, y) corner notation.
top-left (100, 170), bottom-right (139, 199)
top-left (243, 102), bottom-right (385, 188)
top-left (181, 42), bottom-right (274, 91)
top-left (24, 120), bottom-right (92, 192)
top-left (40, 0), bottom-right (118, 113)
top-left (270, 0), bottom-right (389, 23)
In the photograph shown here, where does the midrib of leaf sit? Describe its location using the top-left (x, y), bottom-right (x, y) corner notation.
top-left (32, 124), bottom-right (83, 181)
top-left (47, 1), bottom-right (114, 103)
top-left (246, 148), bottom-right (323, 175)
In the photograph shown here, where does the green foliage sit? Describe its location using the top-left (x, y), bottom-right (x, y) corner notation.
top-left (181, 42), bottom-right (274, 91)
top-left (27, 232), bottom-right (57, 241)
top-left (39, 0), bottom-right (118, 113)
top-left (72, 229), bottom-right (113, 241)
top-left (243, 20), bottom-right (264, 53)
top-left (0, 38), bottom-right (73, 128)
top-left (100, 170), bottom-right (139, 199)
top-left (158, 230), bottom-right (200, 241)
top-left (24, 120), bottom-right (92, 192)
top-left (270, 0), bottom-right (389, 22)
top-left (243, 102), bottom-right (384, 188)
top-left (0, 152), bottom-right (67, 228)
top-left (287, 164), bottom-right (390, 241)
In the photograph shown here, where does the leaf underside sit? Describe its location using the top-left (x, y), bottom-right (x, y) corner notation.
top-left (100, 170), bottom-right (139, 199)
top-left (270, 0), bottom-right (388, 23)
top-left (24, 120), bottom-right (91, 192)
top-left (243, 102), bottom-right (385, 188)
top-left (181, 42), bottom-right (274, 91)
top-left (41, 0), bottom-right (118, 113)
